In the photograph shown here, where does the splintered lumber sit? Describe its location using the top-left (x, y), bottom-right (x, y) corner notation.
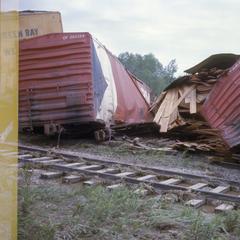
top-left (150, 67), bottom-right (230, 154)
top-left (154, 86), bottom-right (195, 132)
top-left (150, 91), bottom-right (166, 113)
top-left (160, 89), bottom-right (179, 132)
top-left (189, 88), bottom-right (197, 113)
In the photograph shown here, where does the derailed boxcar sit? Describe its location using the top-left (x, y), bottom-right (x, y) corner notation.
top-left (201, 59), bottom-right (240, 151)
top-left (19, 33), bottom-right (153, 135)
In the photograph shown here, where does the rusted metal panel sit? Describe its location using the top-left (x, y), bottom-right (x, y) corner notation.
top-left (19, 33), bottom-right (152, 132)
top-left (19, 11), bottom-right (63, 39)
top-left (201, 60), bottom-right (240, 149)
top-left (19, 33), bottom-right (95, 129)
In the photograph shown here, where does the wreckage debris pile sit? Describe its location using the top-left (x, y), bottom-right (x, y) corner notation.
top-left (150, 68), bottom-right (229, 153)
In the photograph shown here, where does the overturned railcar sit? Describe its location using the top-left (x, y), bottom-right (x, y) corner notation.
top-left (19, 32), bottom-right (153, 135)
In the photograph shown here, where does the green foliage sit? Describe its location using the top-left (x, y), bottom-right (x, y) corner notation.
top-left (118, 52), bottom-right (177, 94)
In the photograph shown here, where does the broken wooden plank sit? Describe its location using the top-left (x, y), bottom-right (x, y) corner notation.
top-left (153, 96), bottom-right (169, 123)
top-left (160, 89), bottom-right (179, 132)
top-left (167, 85), bottom-right (196, 117)
top-left (189, 88), bottom-right (197, 114)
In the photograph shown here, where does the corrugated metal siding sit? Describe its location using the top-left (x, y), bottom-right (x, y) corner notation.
top-left (19, 33), bottom-right (95, 128)
top-left (19, 32), bottom-right (153, 130)
top-left (201, 60), bottom-right (240, 149)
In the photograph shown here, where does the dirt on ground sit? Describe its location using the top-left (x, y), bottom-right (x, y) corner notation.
top-left (19, 133), bottom-right (240, 183)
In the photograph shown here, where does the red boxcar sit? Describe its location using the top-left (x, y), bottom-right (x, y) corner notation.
top-left (19, 32), bottom-right (153, 135)
top-left (201, 59), bottom-right (240, 151)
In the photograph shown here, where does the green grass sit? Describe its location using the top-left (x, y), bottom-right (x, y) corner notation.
top-left (18, 168), bottom-right (56, 240)
top-left (180, 207), bottom-right (240, 240)
top-left (18, 170), bottom-right (240, 240)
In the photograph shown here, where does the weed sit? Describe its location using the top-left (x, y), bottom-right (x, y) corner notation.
top-left (181, 206), bottom-right (199, 220)
top-left (214, 210), bottom-right (240, 237)
top-left (19, 166), bottom-right (34, 214)
top-left (18, 215), bottom-right (55, 240)
top-left (184, 213), bottom-right (212, 239)
top-left (72, 186), bottom-right (144, 230)
top-left (18, 168), bottom-right (56, 240)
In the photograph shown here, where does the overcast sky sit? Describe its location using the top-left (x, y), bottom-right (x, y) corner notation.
top-left (19, 0), bottom-right (240, 74)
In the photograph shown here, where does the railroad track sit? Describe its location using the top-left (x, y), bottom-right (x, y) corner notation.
top-left (7, 144), bottom-right (240, 212)
top-left (211, 160), bottom-right (240, 171)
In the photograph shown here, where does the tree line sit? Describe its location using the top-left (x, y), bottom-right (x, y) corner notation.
top-left (118, 52), bottom-right (177, 95)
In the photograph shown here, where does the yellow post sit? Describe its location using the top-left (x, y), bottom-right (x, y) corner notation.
top-left (0, 1), bottom-right (18, 239)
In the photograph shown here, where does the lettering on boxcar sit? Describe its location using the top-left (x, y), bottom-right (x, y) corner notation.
top-left (62, 34), bottom-right (85, 40)
top-left (18, 28), bottom-right (39, 38)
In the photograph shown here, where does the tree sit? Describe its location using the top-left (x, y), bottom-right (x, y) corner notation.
top-left (118, 52), bottom-right (177, 95)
